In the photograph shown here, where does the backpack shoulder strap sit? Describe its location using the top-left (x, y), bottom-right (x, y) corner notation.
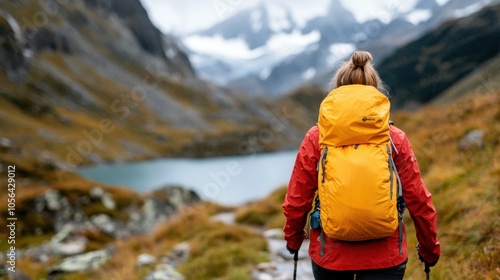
top-left (388, 130), bottom-right (406, 254)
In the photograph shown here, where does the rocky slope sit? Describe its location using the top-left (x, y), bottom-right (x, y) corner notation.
top-left (0, 1), bottom-right (314, 278)
top-left (0, 0), bottom-right (312, 182)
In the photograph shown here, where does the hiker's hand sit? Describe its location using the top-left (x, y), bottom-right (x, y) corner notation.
top-left (418, 253), bottom-right (438, 267)
top-left (417, 243), bottom-right (439, 267)
top-left (286, 245), bottom-right (298, 255)
top-left (285, 230), bottom-right (308, 254)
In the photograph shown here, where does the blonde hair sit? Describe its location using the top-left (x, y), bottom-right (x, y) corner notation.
top-left (330, 51), bottom-right (388, 96)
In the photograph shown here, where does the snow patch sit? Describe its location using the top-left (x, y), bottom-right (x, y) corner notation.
top-left (264, 2), bottom-right (292, 32)
top-left (182, 30), bottom-right (320, 61)
top-left (435, 0), bottom-right (451, 6)
top-left (406, 9), bottom-right (432, 25)
top-left (165, 48), bottom-right (176, 59)
top-left (260, 68), bottom-right (272, 80)
top-left (266, 30), bottom-right (320, 54)
top-left (251, 10), bottom-right (263, 33)
top-left (183, 34), bottom-right (261, 60)
top-left (302, 68), bottom-right (316, 80)
top-left (452, 3), bottom-right (484, 18)
top-left (182, 30), bottom-right (321, 84)
top-left (327, 43), bottom-right (356, 65)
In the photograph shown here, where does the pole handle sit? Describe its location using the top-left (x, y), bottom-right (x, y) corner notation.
top-left (424, 263), bottom-right (430, 280)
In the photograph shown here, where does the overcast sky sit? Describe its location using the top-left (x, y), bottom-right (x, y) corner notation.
top-left (140, 0), bottom-right (418, 35)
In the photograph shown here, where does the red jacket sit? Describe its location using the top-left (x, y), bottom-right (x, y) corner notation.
top-left (283, 125), bottom-right (440, 270)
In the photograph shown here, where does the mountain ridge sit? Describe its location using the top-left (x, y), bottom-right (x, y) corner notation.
top-left (181, 0), bottom-right (500, 101)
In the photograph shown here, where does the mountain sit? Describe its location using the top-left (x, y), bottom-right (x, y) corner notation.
top-left (376, 3), bottom-right (500, 109)
top-left (180, 0), bottom-right (500, 100)
top-left (181, 2), bottom-right (321, 90)
top-left (198, 2), bottom-right (297, 50)
top-left (0, 0), bottom-right (311, 183)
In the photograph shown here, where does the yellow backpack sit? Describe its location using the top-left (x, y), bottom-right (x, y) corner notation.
top-left (317, 85), bottom-right (404, 249)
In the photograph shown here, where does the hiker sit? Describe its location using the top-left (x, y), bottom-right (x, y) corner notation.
top-left (282, 51), bottom-right (440, 279)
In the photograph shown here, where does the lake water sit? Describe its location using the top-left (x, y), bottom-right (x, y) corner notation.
top-left (78, 150), bottom-right (298, 206)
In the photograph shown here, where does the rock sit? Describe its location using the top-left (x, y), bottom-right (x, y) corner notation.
top-left (90, 186), bottom-right (105, 198)
top-left (253, 238), bottom-right (314, 280)
top-left (90, 214), bottom-right (118, 236)
top-left (143, 264), bottom-right (184, 280)
top-left (53, 237), bottom-right (88, 256)
top-left (163, 242), bottom-right (189, 266)
top-left (101, 193), bottom-right (116, 210)
top-left (127, 186), bottom-right (201, 234)
top-left (50, 225), bottom-right (88, 256)
top-left (263, 228), bottom-right (284, 240)
top-left (24, 245), bottom-right (53, 263)
top-left (137, 254), bottom-right (156, 267)
top-left (0, 9), bottom-right (28, 82)
top-left (210, 212), bottom-right (235, 225)
top-left (90, 186), bottom-right (116, 210)
top-left (37, 190), bottom-right (63, 211)
top-left (48, 249), bottom-right (111, 276)
top-left (458, 129), bottom-right (485, 151)
top-left (0, 137), bottom-right (12, 152)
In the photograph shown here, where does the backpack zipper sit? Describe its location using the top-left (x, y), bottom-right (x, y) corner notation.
top-left (320, 147), bottom-right (328, 183)
top-left (386, 144), bottom-right (393, 199)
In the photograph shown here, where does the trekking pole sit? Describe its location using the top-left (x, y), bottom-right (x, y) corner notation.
top-left (293, 251), bottom-right (299, 280)
top-left (424, 263), bottom-right (430, 280)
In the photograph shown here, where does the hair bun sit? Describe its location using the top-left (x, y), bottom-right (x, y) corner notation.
top-left (351, 51), bottom-right (372, 67)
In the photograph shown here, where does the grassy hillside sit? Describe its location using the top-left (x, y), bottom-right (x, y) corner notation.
top-left (432, 54), bottom-right (500, 106)
top-left (392, 90), bottom-right (499, 279)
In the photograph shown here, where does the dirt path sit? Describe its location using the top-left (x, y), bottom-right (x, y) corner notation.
top-left (211, 212), bottom-right (314, 279)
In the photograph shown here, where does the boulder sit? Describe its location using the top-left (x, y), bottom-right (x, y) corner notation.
top-left (48, 249), bottom-right (111, 276)
top-left (263, 228), bottom-right (284, 240)
top-left (90, 186), bottom-right (116, 210)
top-left (143, 264), bottom-right (184, 280)
top-left (90, 214), bottom-right (118, 237)
top-left (163, 242), bottom-right (189, 266)
top-left (458, 129), bottom-right (485, 151)
top-left (127, 186), bottom-right (201, 234)
top-left (136, 253), bottom-right (156, 267)
top-left (50, 225), bottom-right (88, 256)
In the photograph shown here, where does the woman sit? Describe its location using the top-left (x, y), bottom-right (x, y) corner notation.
top-left (282, 51), bottom-right (440, 279)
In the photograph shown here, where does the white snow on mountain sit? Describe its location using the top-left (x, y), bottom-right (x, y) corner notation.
top-left (302, 68), bottom-right (317, 80)
top-left (184, 30), bottom-right (321, 83)
top-left (327, 43), bottom-right (356, 65)
top-left (263, 2), bottom-right (293, 32)
top-left (251, 10), bottom-right (263, 32)
top-left (436, 0), bottom-right (451, 5)
top-left (406, 9), bottom-right (432, 25)
top-left (184, 35), bottom-right (261, 60)
top-left (183, 30), bottom-right (320, 61)
top-left (452, 2), bottom-right (487, 18)
top-left (154, 0), bottom-right (499, 96)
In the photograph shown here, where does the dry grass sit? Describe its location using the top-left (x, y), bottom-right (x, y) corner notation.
top-left (392, 91), bottom-right (500, 279)
top-left (235, 186), bottom-right (287, 229)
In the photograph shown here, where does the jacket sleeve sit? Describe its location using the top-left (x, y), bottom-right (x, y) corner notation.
top-left (392, 127), bottom-right (441, 264)
top-left (283, 126), bottom-right (320, 250)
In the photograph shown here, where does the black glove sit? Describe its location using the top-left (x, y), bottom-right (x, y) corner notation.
top-left (286, 245), bottom-right (298, 255)
top-left (416, 243), bottom-right (439, 267)
top-left (418, 253), bottom-right (438, 267)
